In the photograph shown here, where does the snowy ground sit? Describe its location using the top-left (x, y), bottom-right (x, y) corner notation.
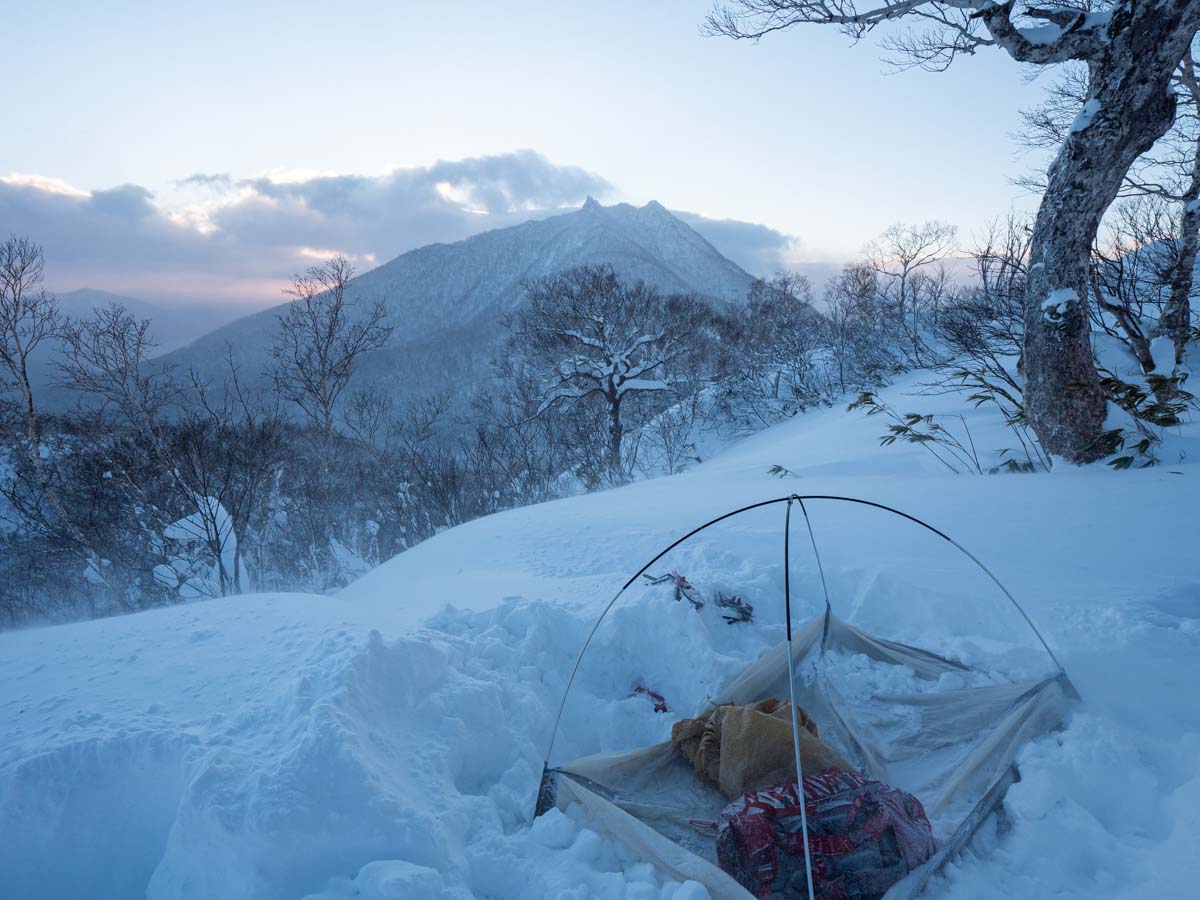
top-left (1, 373), bottom-right (1198, 899)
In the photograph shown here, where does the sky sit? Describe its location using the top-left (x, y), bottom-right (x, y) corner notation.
top-left (2, 0), bottom-right (1056, 308)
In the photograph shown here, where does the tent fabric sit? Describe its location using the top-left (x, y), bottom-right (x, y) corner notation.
top-left (538, 610), bottom-right (1076, 899)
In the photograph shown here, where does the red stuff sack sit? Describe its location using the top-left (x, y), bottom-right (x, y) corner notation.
top-left (715, 769), bottom-right (936, 899)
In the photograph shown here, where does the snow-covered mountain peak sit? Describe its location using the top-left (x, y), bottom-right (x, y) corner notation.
top-left (157, 197), bottom-right (757, 403)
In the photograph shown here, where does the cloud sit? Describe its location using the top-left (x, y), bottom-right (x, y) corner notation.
top-left (674, 211), bottom-right (803, 278)
top-left (1, 152), bottom-right (614, 306)
top-left (2, 152), bottom-right (819, 305)
top-left (176, 172), bottom-right (234, 189)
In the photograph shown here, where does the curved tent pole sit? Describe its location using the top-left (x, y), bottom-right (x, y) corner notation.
top-left (540, 497), bottom-right (788, 769)
top-left (783, 498), bottom-right (818, 900)
top-left (537, 494), bottom-right (1065, 778)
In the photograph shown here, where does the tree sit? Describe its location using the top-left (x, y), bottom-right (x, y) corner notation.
top-left (267, 257), bottom-right (392, 579)
top-left (59, 305), bottom-right (239, 596)
top-left (0, 236), bottom-right (105, 581)
top-left (717, 271), bottom-right (829, 429)
top-left (508, 265), bottom-right (685, 479)
top-left (707, 0), bottom-right (1200, 461)
top-left (268, 256), bottom-right (393, 463)
top-left (0, 236), bottom-right (58, 432)
top-left (1088, 200), bottom-right (1183, 379)
top-left (823, 263), bottom-right (896, 392)
top-left (863, 221), bottom-right (957, 366)
top-left (1021, 48), bottom-right (1200, 369)
top-left (180, 354), bottom-right (289, 592)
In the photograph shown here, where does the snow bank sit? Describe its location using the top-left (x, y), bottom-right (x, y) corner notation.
top-left (1, 373), bottom-right (1198, 899)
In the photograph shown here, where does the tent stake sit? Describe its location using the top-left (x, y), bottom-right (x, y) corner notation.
top-left (784, 498), bottom-right (817, 900)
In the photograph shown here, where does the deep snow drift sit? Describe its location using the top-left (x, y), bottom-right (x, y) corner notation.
top-left (1, 374), bottom-right (1198, 899)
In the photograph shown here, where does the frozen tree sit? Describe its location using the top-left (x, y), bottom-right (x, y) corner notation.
top-left (707, 0), bottom-right (1200, 461)
top-left (180, 355), bottom-right (288, 592)
top-left (1021, 48), bottom-right (1200, 369)
top-left (824, 263), bottom-right (897, 391)
top-left (1087, 200), bottom-right (1185, 378)
top-left (508, 265), bottom-right (685, 478)
top-left (717, 272), bottom-right (830, 429)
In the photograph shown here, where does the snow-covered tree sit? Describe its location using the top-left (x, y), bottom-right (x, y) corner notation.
top-left (1021, 47), bottom-right (1200, 370)
top-left (717, 271), bottom-right (830, 429)
top-left (707, 0), bottom-right (1200, 461)
top-left (509, 265), bottom-right (686, 478)
top-left (823, 263), bottom-right (898, 392)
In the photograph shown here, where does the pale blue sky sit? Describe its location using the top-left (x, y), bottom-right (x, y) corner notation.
top-left (3, 0), bottom-right (1054, 303)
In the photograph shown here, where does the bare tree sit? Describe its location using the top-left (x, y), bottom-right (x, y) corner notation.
top-left (717, 271), bottom-right (830, 429)
top-left (938, 216), bottom-right (1030, 405)
top-left (58, 306), bottom-right (260, 598)
top-left (181, 352), bottom-right (288, 592)
top-left (268, 257), bottom-right (393, 462)
top-left (707, 0), bottom-right (1200, 461)
top-left (1087, 200), bottom-right (1182, 378)
top-left (0, 236), bottom-right (58, 430)
top-left (863, 221), bottom-right (957, 365)
top-left (0, 236), bottom-right (106, 578)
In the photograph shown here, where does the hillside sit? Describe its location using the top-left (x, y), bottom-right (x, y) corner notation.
top-left (1, 375), bottom-right (1197, 899)
top-left (25, 289), bottom-right (251, 404)
top-left (157, 199), bottom-right (757, 404)
top-left (53, 289), bottom-right (247, 355)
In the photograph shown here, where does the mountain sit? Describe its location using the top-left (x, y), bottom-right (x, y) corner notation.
top-left (56, 289), bottom-right (247, 355)
top-left (158, 199), bottom-right (758, 406)
top-left (24, 289), bottom-right (250, 402)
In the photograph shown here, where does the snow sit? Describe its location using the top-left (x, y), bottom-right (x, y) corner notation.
top-left (1070, 99), bottom-right (1102, 134)
top-left (1, 373), bottom-right (1198, 899)
top-left (156, 496), bottom-right (238, 599)
top-left (1041, 287), bottom-right (1078, 322)
top-left (1020, 23), bottom-right (1064, 46)
top-left (1150, 335), bottom-right (1176, 374)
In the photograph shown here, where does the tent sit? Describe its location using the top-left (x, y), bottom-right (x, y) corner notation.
top-left (533, 495), bottom-right (1078, 899)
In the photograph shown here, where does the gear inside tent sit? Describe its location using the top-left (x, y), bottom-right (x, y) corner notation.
top-left (533, 496), bottom-right (1078, 899)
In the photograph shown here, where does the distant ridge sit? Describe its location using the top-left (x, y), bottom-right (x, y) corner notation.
top-left (157, 199), bottom-right (757, 408)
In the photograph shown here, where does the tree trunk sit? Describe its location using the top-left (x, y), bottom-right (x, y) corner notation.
top-left (1023, 3), bottom-right (1198, 462)
top-left (1159, 167), bottom-right (1200, 364)
top-left (608, 393), bottom-right (623, 475)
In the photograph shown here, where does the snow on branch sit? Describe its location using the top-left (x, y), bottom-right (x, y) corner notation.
top-left (706, 0), bottom-right (1115, 67)
top-left (975, 2), bottom-right (1111, 64)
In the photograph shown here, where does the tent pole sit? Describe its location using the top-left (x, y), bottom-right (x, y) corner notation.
top-left (784, 498), bottom-right (817, 900)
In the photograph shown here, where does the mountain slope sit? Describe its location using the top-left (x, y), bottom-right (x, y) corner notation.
top-left (158, 199), bottom-right (757, 402)
top-left (27, 289), bottom-right (249, 403)
top-left (1, 373), bottom-right (1197, 899)
top-left (55, 289), bottom-right (249, 355)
